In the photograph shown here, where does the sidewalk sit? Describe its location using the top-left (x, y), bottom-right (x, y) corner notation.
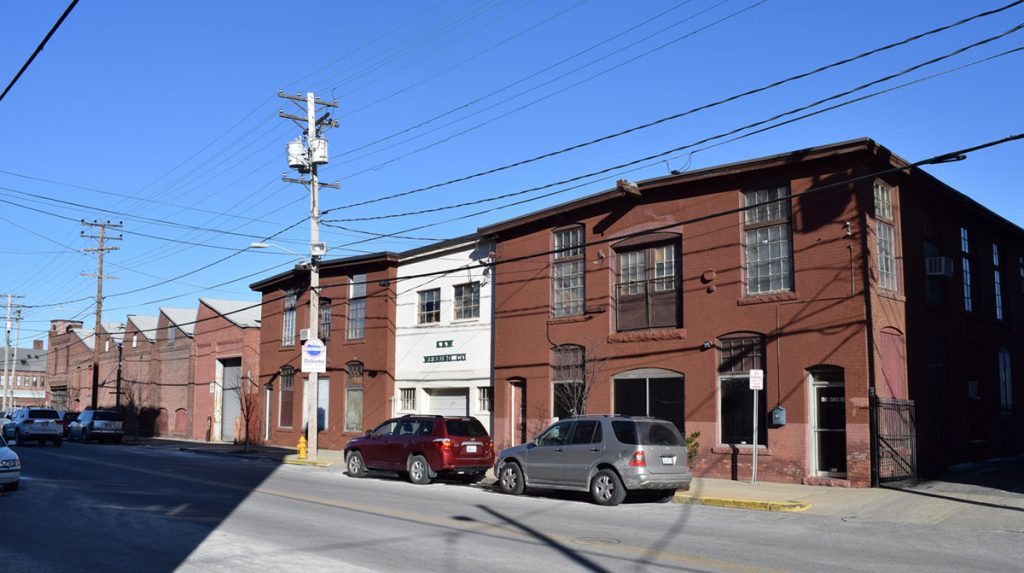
top-left (124, 438), bottom-right (1024, 528)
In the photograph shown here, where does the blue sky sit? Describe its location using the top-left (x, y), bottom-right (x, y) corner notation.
top-left (1, 0), bottom-right (1022, 342)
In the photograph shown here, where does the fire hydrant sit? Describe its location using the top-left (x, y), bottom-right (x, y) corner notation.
top-left (297, 435), bottom-right (308, 460)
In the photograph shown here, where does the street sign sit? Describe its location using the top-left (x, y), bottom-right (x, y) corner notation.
top-left (301, 338), bottom-right (326, 373)
top-left (749, 369), bottom-right (764, 390)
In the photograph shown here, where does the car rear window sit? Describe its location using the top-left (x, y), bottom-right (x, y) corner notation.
top-left (93, 411), bottom-right (122, 421)
top-left (444, 418), bottom-right (488, 437)
top-left (29, 409), bottom-right (59, 419)
top-left (611, 420), bottom-right (684, 446)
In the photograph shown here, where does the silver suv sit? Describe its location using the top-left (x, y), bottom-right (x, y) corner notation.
top-left (1, 407), bottom-right (63, 446)
top-left (495, 415), bottom-right (691, 506)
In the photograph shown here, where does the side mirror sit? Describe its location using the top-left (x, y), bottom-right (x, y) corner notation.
top-left (530, 438), bottom-right (539, 447)
top-left (365, 429), bottom-right (373, 437)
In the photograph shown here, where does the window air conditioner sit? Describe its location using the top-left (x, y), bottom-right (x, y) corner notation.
top-left (300, 328), bottom-right (311, 341)
top-left (925, 256), bottom-right (954, 277)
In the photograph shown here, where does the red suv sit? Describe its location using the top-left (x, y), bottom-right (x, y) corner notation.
top-left (345, 415), bottom-right (494, 485)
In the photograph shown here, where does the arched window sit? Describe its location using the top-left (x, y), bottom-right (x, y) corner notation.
top-left (345, 362), bottom-right (364, 432)
top-left (613, 368), bottom-right (684, 433)
top-left (717, 333), bottom-right (767, 446)
top-left (278, 366), bottom-right (295, 428)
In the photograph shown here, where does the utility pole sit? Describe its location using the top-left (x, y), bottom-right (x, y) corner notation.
top-left (81, 220), bottom-right (122, 410)
top-left (279, 90), bottom-right (339, 462)
top-left (1, 294), bottom-right (24, 411)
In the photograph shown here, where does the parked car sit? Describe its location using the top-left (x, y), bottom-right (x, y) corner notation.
top-left (0, 433), bottom-right (20, 492)
top-left (495, 415), bottom-right (692, 506)
top-left (1, 407), bottom-right (63, 446)
top-left (57, 411), bottom-right (80, 437)
top-left (345, 415), bottom-right (494, 485)
top-left (67, 409), bottom-right (124, 443)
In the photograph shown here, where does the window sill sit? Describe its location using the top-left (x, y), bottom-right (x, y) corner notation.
top-left (548, 314), bottom-right (590, 325)
top-left (712, 445), bottom-right (772, 456)
top-left (737, 292), bottom-right (797, 306)
top-left (877, 290), bottom-right (905, 302)
top-left (609, 329), bottom-right (687, 343)
top-left (344, 339), bottom-right (366, 346)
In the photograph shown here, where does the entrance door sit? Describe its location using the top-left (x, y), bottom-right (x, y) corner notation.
top-left (221, 358), bottom-right (242, 443)
top-left (511, 381), bottom-right (526, 446)
top-left (809, 367), bottom-right (846, 477)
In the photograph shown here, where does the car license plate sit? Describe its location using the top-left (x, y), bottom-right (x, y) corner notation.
top-left (41, 421), bottom-right (49, 426)
top-left (466, 445), bottom-right (477, 453)
top-left (661, 456), bottom-right (675, 465)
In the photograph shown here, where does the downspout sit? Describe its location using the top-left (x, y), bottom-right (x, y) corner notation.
top-left (857, 173), bottom-right (880, 487)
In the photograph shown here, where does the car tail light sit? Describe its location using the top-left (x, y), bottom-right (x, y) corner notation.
top-left (24, 419), bottom-right (34, 425)
top-left (628, 450), bottom-right (647, 467)
top-left (433, 438), bottom-right (452, 450)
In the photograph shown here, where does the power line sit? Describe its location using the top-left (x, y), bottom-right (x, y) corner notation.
top-left (0, 0), bottom-right (79, 104)
top-left (323, 0), bottom-right (1024, 216)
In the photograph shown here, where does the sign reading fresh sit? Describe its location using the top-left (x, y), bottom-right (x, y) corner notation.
top-left (302, 338), bottom-right (327, 373)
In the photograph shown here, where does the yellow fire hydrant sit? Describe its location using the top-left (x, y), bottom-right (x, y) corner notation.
top-left (297, 435), bottom-right (308, 460)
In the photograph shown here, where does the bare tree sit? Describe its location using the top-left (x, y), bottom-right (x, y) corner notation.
top-left (235, 371), bottom-right (262, 452)
top-left (552, 340), bottom-right (608, 419)
top-left (119, 376), bottom-right (147, 441)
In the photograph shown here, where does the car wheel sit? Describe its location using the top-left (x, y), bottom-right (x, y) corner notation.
top-left (591, 469), bottom-right (626, 506)
top-left (498, 462), bottom-right (525, 496)
top-left (14, 429), bottom-right (22, 445)
top-left (346, 451), bottom-right (368, 478)
top-left (407, 455), bottom-right (431, 485)
top-left (2, 481), bottom-right (18, 492)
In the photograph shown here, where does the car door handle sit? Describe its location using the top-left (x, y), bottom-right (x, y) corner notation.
top-left (554, 448), bottom-right (564, 453)
top-left (590, 448), bottom-right (601, 452)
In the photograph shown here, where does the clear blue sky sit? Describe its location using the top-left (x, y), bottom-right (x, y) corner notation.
top-left (1, 0), bottom-right (1022, 343)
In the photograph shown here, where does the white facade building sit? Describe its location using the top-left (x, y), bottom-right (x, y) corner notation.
top-left (394, 237), bottom-right (494, 431)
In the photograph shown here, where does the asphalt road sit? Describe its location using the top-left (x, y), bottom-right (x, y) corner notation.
top-left (1, 442), bottom-right (1020, 572)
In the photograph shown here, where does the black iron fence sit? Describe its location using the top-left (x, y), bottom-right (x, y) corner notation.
top-left (874, 395), bottom-right (917, 482)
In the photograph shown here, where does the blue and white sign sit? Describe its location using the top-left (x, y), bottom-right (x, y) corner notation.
top-left (302, 338), bottom-right (327, 373)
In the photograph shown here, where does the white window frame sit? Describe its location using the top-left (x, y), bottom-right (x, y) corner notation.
top-left (282, 290), bottom-right (297, 346)
top-left (418, 288), bottom-right (441, 324)
top-left (552, 226), bottom-right (585, 317)
top-left (453, 282), bottom-right (481, 321)
top-left (478, 387), bottom-right (492, 412)
top-left (743, 187), bottom-right (793, 295)
top-left (961, 227), bottom-right (973, 312)
top-left (400, 388), bottom-right (416, 411)
top-left (993, 244), bottom-right (1004, 321)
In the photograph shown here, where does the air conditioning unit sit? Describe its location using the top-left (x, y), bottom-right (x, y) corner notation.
top-left (300, 328), bottom-right (311, 342)
top-left (925, 256), bottom-right (954, 277)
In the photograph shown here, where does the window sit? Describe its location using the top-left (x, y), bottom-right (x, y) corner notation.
top-left (167, 326), bottom-right (176, 346)
top-left (279, 366), bottom-right (295, 427)
top-left (537, 420), bottom-right (573, 446)
top-left (553, 345), bottom-right (585, 419)
top-left (347, 274), bottom-right (366, 340)
top-left (345, 388), bottom-right (363, 432)
top-left (478, 387), bottom-right (492, 412)
top-left (613, 373), bottom-right (684, 434)
top-left (345, 362), bottom-right (364, 432)
top-left (961, 228), bottom-right (973, 312)
top-left (418, 288), bottom-right (441, 324)
top-left (616, 242), bottom-right (680, 330)
top-left (998, 348), bottom-right (1013, 414)
top-left (567, 420), bottom-right (601, 444)
top-left (875, 182), bottom-right (898, 291)
top-left (317, 377), bottom-right (329, 432)
top-left (400, 388), bottom-right (416, 411)
top-left (319, 298), bottom-right (332, 339)
top-left (993, 245), bottom-right (1004, 321)
top-left (552, 226), bottom-right (585, 317)
top-left (743, 187), bottom-right (793, 295)
top-left (718, 335), bottom-right (767, 446)
top-left (104, 339), bottom-right (110, 353)
top-left (454, 282), bottom-right (480, 320)
top-left (132, 334), bottom-right (137, 349)
top-left (282, 290), bottom-right (297, 346)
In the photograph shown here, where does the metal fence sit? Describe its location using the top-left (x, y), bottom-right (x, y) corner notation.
top-left (875, 396), bottom-right (917, 481)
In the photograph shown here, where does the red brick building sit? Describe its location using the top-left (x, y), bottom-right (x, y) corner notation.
top-left (251, 253), bottom-right (398, 450)
top-left (46, 320), bottom-right (124, 411)
top-left (192, 298), bottom-right (261, 444)
top-left (146, 308), bottom-right (197, 436)
top-left (480, 138), bottom-right (1022, 486)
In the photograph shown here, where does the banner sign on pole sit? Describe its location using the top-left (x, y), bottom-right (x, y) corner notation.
top-left (302, 338), bottom-right (327, 373)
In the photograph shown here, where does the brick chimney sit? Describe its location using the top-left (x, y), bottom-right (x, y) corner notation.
top-left (33, 340), bottom-right (44, 351)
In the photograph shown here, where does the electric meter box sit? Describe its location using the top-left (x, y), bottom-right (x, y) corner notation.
top-left (287, 140), bottom-right (307, 171)
top-left (309, 138), bottom-right (329, 165)
top-left (770, 406), bottom-right (787, 426)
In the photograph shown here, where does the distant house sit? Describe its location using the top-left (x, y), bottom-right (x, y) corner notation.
top-left (2, 340), bottom-right (48, 407)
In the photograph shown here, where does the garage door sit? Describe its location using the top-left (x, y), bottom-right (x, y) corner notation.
top-left (428, 389), bottom-right (469, 417)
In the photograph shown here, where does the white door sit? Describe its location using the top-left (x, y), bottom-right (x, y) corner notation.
top-left (428, 389), bottom-right (469, 417)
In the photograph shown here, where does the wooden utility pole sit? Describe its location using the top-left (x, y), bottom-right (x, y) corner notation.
top-left (81, 220), bottom-right (122, 410)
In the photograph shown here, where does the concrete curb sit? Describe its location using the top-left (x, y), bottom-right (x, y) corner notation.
top-left (674, 493), bottom-right (811, 512)
top-left (176, 447), bottom-right (288, 465)
top-left (282, 456), bottom-right (334, 468)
